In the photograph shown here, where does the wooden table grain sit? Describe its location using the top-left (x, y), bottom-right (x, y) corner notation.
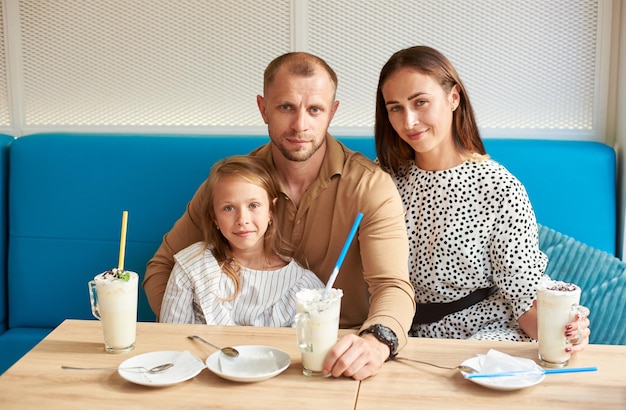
top-left (0, 320), bottom-right (360, 409)
top-left (3, 320), bottom-right (625, 409)
top-left (357, 337), bottom-right (626, 409)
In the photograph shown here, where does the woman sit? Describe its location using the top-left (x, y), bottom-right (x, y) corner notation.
top-left (374, 45), bottom-right (589, 352)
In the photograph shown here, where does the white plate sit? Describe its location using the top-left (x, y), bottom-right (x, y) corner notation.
top-left (460, 356), bottom-right (545, 391)
top-left (205, 345), bottom-right (290, 382)
top-left (118, 350), bottom-right (205, 387)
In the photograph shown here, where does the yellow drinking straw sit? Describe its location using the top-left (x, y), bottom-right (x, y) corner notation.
top-left (117, 211), bottom-right (128, 271)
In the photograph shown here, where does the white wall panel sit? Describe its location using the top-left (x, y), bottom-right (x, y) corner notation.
top-left (0, 0), bottom-right (615, 142)
top-left (17, 0), bottom-right (290, 128)
top-left (308, 0), bottom-right (601, 137)
top-left (616, 1), bottom-right (626, 260)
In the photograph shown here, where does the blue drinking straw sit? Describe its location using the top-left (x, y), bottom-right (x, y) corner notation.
top-left (466, 366), bottom-right (598, 379)
top-left (322, 212), bottom-right (364, 298)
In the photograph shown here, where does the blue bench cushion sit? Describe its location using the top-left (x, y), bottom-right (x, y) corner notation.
top-left (0, 328), bottom-right (52, 374)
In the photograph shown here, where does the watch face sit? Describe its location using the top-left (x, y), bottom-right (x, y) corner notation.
top-left (366, 325), bottom-right (398, 354)
top-left (379, 326), bottom-right (392, 338)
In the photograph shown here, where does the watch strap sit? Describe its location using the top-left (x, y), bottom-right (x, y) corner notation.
top-left (359, 324), bottom-right (399, 361)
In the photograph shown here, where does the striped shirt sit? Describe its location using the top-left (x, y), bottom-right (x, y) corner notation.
top-left (160, 242), bottom-right (324, 326)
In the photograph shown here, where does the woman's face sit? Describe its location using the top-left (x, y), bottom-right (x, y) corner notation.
top-left (381, 67), bottom-right (460, 167)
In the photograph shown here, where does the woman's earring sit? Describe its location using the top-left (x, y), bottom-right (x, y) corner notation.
top-left (268, 220), bottom-right (273, 226)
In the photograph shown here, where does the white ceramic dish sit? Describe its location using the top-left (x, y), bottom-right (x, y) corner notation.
top-left (118, 350), bottom-right (205, 387)
top-left (460, 356), bottom-right (545, 391)
top-left (205, 345), bottom-right (290, 382)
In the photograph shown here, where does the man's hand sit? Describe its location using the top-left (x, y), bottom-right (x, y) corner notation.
top-left (322, 333), bottom-right (390, 380)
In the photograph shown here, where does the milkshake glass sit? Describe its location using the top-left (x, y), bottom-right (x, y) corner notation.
top-left (295, 288), bottom-right (343, 376)
top-left (536, 278), bottom-right (585, 368)
top-left (88, 269), bottom-right (138, 353)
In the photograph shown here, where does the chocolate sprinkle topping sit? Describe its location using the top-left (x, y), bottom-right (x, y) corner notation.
top-left (547, 282), bottom-right (577, 292)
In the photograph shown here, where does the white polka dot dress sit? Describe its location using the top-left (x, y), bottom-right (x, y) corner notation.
top-left (394, 158), bottom-right (548, 341)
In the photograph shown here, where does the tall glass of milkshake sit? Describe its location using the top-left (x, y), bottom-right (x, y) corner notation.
top-left (295, 288), bottom-right (343, 377)
top-left (536, 278), bottom-right (584, 368)
top-left (89, 269), bottom-right (138, 353)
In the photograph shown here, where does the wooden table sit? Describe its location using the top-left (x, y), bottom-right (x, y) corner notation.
top-left (2, 320), bottom-right (625, 409)
top-left (0, 320), bottom-right (360, 409)
top-left (357, 337), bottom-right (626, 409)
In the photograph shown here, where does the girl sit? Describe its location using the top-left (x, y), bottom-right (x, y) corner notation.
top-left (160, 155), bottom-right (323, 326)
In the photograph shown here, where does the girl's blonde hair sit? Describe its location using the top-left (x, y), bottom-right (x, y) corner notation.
top-left (201, 155), bottom-right (284, 300)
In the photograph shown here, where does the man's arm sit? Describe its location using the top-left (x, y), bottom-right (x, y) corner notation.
top-left (143, 180), bottom-right (207, 318)
top-left (324, 161), bottom-right (415, 380)
top-left (357, 167), bottom-right (415, 350)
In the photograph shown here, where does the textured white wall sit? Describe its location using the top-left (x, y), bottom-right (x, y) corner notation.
top-left (0, 0), bottom-right (616, 141)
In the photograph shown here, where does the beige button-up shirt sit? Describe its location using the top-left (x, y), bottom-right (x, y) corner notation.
top-left (144, 134), bottom-right (415, 349)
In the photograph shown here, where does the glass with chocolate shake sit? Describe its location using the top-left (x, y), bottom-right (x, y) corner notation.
top-left (536, 278), bottom-right (585, 368)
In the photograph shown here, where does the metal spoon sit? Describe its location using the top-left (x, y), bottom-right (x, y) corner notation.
top-left (62, 363), bottom-right (175, 373)
top-left (187, 335), bottom-right (240, 357)
top-left (395, 357), bottom-right (478, 374)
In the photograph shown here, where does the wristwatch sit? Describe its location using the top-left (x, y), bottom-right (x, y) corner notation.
top-left (359, 324), bottom-right (399, 361)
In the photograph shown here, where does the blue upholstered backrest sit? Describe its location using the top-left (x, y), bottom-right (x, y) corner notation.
top-left (5, 134), bottom-right (617, 331)
top-left (484, 139), bottom-right (616, 255)
top-left (8, 134), bottom-right (268, 327)
top-left (342, 137), bottom-right (617, 254)
top-left (0, 135), bottom-right (14, 334)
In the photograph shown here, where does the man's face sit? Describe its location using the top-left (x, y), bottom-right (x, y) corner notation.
top-left (257, 67), bottom-right (339, 162)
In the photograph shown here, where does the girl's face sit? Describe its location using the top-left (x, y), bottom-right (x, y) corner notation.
top-left (381, 67), bottom-right (460, 168)
top-left (212, 177), bottom-right (272, 256)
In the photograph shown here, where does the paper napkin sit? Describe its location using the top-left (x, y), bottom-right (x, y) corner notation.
top-left (476, 349), bottom-right (538, 373)
top-left (219, 350), bottom-right (279, 376)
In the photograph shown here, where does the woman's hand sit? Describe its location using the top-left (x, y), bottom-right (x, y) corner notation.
top-left (528, 300), bottom-right (591, 354)
top-left (565, 305), bottom-right (591, 354)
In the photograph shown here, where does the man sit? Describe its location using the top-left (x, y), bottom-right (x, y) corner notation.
top-left (143, 52), bottom-right (415, 380)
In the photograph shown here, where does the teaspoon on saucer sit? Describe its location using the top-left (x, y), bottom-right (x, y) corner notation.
top-left (395, 357), bottom-right (478, 373)
top-left (62, 363), bottom-right (175, 373)
top-left (187, 335), bottom-right (240, 358)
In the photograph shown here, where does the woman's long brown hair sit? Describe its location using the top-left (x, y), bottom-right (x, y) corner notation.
top-left (375, 45), bottom-right (485, 176)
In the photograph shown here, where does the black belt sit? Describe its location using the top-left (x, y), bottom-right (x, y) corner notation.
top-left (413, 285), bottom-right (498, 325)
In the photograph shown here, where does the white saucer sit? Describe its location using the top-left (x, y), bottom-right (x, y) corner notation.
top-left (205, 345), bottom-right (290, 383)
top-left (460, 356), bottom-right (545, 391)
top-left (118, 350), bottom-right (205, 387)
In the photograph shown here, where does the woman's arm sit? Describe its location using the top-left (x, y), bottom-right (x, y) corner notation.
top-left (517, 303), bottom-right (538, 340)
